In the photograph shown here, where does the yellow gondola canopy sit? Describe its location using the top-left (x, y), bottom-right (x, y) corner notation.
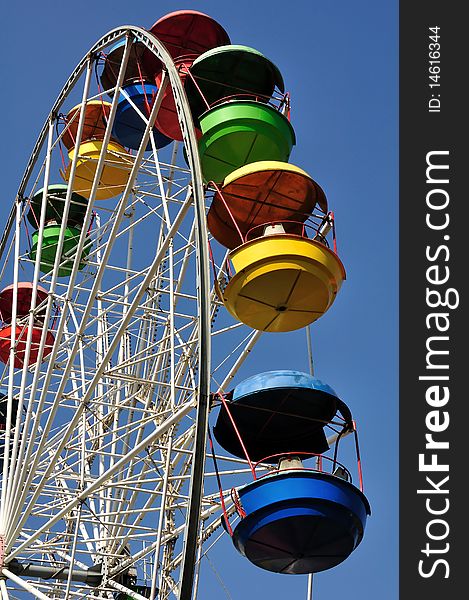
top-left (222, 235), bottom-right (346, 332)
top-left (208, 161), bottom-right (328, 249)
top-left (62, 140), bottom-right (132, 201)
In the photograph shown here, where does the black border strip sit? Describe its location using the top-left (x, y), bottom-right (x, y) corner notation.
top-left (400, 3), bottom-right (466, 597)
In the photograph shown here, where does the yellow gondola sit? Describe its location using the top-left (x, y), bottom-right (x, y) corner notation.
top-left (222, 234), bottom-right (345, 332)
top-left (62, 140), bottom-right (132, 200)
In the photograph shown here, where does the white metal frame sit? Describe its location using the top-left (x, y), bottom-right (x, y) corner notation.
top-left (0, 27), bottom-right (263, 600)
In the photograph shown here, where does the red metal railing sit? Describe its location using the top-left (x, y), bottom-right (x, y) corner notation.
top-left (252, 451), bottom-right (353, 485)
top-left (181, 65), bottom-right (291, 117)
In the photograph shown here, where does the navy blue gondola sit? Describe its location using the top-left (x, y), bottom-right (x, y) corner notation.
top-left (214, 370), bottom-right (371, 574)
top-left (112, 83), bottom-right (172, 151)
top-left (231, 469), bottom-right (370, 574)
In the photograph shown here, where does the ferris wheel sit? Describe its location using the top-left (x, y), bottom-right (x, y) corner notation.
top-left (0, 10), bottom-right (370, 600)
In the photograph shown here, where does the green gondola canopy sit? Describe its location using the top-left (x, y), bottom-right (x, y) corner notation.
top-left (185, 45), bottom-right (285, 120)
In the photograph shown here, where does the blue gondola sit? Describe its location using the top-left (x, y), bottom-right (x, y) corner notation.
top-left (214, 370), bottom-right (371, 574)
top-left (214, 370), bottom-right (351, 461)
top-left (112, 83), bottom-right (173, 151)
top-left (231, 469), bottom-right (371, 574)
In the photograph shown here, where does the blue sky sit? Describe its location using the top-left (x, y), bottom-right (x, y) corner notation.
top-left (2, 1), bottom-right (398, 598)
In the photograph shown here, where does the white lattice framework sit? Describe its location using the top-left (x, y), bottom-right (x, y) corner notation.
top-left (0, 28), bottom-right (265, 600)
